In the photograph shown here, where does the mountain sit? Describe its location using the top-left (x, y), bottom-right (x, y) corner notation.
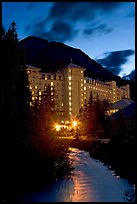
top-left (19, 36), bottom-right (122, 83)
top-left (122, 70), bottom-right (135, 81)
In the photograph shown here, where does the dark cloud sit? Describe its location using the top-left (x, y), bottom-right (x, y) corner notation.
top-left (48, 2), bottom-right (122, 22)
top-left (24, 2), bottom-right (127, 42)
top-left (32, 21), bottom-right (79, 42)
top-left (96, 49), bottom-right (135, 75)
top-left (83, 24), bottom-right (112, 36)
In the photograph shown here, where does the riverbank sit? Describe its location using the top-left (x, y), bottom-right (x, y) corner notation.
top-left (87, 139), bottom-right (136, 185)
top-left (58, 136), bottom-right (136, 185)
top-left (65, 137), bottom-right (136, 185)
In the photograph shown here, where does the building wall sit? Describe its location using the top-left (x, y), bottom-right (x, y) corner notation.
top-left (26, 64), bottom-right (130, 118)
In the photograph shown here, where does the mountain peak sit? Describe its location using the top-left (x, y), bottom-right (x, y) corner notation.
top-left (19, 36), bottom-right (122, 83)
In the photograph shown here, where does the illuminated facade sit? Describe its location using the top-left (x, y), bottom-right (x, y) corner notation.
top-left (26, 63), bottom-right (130, 118)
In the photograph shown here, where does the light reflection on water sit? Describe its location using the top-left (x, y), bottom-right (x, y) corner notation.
top-left (18, 147), bottom-right (135, 202)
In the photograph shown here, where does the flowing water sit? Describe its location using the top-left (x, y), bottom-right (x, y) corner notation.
top-left (17, 147), bottom-right (135, 202)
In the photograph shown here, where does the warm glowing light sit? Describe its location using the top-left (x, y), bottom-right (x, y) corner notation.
top-left (84, 87), bottom-right (86, 90)
top-left (69, 86), bottom-right (71, 90)
top-left (39, 91), bottom-right (41, 95)
top-left (51, 82), bottom-right (53, 86)
top-left (69, 76), bottom-right (71, 80)
top-left (69, 81), bottom-right (71, 85)
top-left (35, 85), bottom-right (37, 89)
top-left (69, 97), bottom-right (71, 101)
top-left (69, 92), bottom-right (71, 96)
top-left (72, 121), bottom-right (77, 127)
top-left (55, 124), bottom-right (61, 131)
top-left (29, 85), bottom-right (32, 89)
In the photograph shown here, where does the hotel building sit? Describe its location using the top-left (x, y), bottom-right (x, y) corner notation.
top-left (26, 63), bottom-right (130, 119)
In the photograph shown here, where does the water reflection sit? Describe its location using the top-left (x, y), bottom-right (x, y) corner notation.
top-left (18, 147), bottom-right (135, 202)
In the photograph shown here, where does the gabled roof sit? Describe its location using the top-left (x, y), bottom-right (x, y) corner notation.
top-left (111, 99), bottom-right (132, 109)
top-left (64, 62), bottom-right (85, 69)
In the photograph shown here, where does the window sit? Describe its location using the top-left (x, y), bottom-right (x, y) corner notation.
top-left (68, 76), bottom-right (71, 80)
top-left (51, 82), bottom-right (53, 86)
top-left (69, 81), bottom-right (71, 85)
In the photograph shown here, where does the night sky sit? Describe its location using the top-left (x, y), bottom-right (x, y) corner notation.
top-left (2, 2), bottom-right (135, 77)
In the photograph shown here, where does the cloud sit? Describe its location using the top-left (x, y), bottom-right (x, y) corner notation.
top-left (48, 2), bottom-right (122, 22)
top-left (33, 21), bottom-right (79, 42)
top-left (24, 2), bottom-right (130, 42)
top-left (83, 24), bottom-right (112, 36)
top-left (96, 49), bottom-right (135, 75)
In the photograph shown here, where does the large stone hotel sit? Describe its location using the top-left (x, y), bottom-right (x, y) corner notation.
top-left (26, 62), bottom-right (130, 119)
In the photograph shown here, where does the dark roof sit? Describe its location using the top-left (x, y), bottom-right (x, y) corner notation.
top-left (111, 99), bottom-right (132, 109)
top-left (109, 101), bottom-right (135, 120)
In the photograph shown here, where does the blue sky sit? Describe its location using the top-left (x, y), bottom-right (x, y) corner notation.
top-left (2, 2), bottom-right (135, 77)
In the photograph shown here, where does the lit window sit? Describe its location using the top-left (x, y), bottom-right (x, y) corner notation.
top-left (35, 85), bottom-right (37, 89)
top-left (27, 70), bottom-right (30, 74)
top-left (39, 91), bottom-right (41, 95)
top-left (51, 87), bottom-right (53, 90)
top-left (84, 87), bottom-right (86, 90)
top-left (51, 82), bottom-right (53, 86)
top-left (84, 80), bottom-right (86, 84)
top-left (69, 107), bottom-right (72, 111)
top-left (61, 103), bottom-right (63, 106)
top-left (81, 71), bottom-right (83, 74)
top-left (69, 92), bottom-right (71, 96)
top-left (69, 112), bottom-right (72, 115)
top-left (69, 102), bottom-right (71, 106)
top-left (39, 97), bottom-right (41, 100)
top-left (30, 102), bottom-right (32, 106)
top-left (69, 97), bottom-right (71, 101)
top-left (51, 92), bottom-right (53, 95)
top-left (32, 96), bottom-right (35, 100)
top-left (89, 86), bottom-right (90, 88)
top-left (68, 76), bottom-right (71, 80)
top-left (69, 81), bottom-right (71, 85)
top-left (69, 69), bottom-right (71, 72)
top-left (32, 91), bottom-right (34, 95)
top-left (29, 85), bottom-right (32, 89)
top-left (81, 83), bottom-right (83, 86)
top-left (93, 87), bottom-right (95, 90)
top-left (69, 86), bottom-right (71, 90)
top-left (81, 79), bottom-right (83, 81)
